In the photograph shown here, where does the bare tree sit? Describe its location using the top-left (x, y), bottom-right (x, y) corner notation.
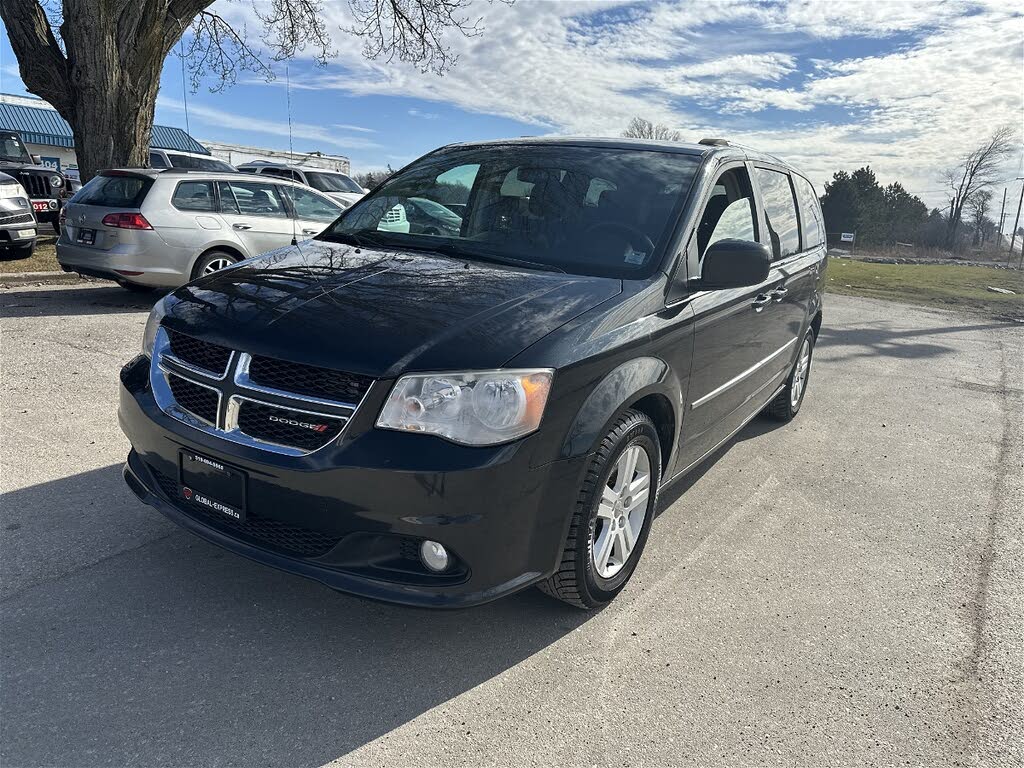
top-left (0, 0), bottom-right (496, 181)
top-left (622, 117), bottom-right (682, 142)
top-left (967, 189), bottom-right (993, 246)
top-left (943, 126), bottom-right (1016, 248)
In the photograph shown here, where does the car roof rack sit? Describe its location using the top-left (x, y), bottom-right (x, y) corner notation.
top-left (698, 138), bottom-right (730, 146)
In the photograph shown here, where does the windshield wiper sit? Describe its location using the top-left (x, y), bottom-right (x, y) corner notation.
top-left (317, 230), bottom-right (381, 249)
top-left (398, 239), bottom-right (566, 274)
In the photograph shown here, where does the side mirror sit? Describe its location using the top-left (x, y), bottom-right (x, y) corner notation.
top-left (31, 155), bottom-right (42, 165)
top-left (697, 239), bottom-right (771, 290)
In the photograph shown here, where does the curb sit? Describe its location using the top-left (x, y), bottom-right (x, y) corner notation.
top-left (0, 271), bottom-right (90, 287)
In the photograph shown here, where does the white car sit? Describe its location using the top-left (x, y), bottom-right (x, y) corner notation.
top-left (237, 162), bottom-right (366, 208)
top-left (0, 171), bottom-right (36, 257)
top-left (56, 169), bottom-right (345, 290)
top-left (148, 148), bottom-right (237, 173)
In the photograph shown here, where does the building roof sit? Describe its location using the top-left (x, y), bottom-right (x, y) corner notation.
top-left (0, 96), bottom-right (209, 154)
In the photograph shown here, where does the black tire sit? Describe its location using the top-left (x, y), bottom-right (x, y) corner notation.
top-left (764, 328), bottom-right (815, 421)
top-left (1, 241), bottom-right (35, 260)
top-left (190, 250), bottom-right (238, 280)
top-left (116, 280), bottom-right (155, 293)
top-left (538, 409), bottom-right (662, 609)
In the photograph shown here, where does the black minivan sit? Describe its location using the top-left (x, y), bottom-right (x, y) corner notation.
top-left (119, 137), bottom-right (827, 609)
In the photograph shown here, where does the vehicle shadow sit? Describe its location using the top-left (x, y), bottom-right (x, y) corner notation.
top-left (0, 284), bottom-right (164, 319)
top-left (0, 465), bottom-right (594, 768)
top-left (816, 319), bottom-right (1014, 362)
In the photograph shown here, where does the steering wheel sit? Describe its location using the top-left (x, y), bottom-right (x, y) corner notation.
top-left (583, 221), bottom-right (655, 255)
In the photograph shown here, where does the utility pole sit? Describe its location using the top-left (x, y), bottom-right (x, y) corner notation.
top-left (997, 187), bottom-right (1007, 240)
top-left (1011, 181), bottom-right (1024, 269)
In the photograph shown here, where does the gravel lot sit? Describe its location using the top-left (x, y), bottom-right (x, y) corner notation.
top-left (1, 285), bottom-right (1022, 768)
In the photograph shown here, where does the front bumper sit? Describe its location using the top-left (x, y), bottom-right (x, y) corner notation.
top-left (119, 356), bottom-right (588, 608)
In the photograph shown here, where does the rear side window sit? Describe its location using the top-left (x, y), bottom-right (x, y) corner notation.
top-left (149, 152), bottom-right (169, 169)
top-left (171, 180), bottom-right (215, 211)
top-left (262, 168), bottom-right (300, 182)
top-left (75, 175), bottom-right (152, 207)
top-left (793, 175), bottom-right (824, 249)
top-left (754, 168), bottom-right (800, 259)
top-left (217, 180), bottom-right (287, 217)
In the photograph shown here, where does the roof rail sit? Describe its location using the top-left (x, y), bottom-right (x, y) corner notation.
top-left (698, 138), bottom-right (730, 146)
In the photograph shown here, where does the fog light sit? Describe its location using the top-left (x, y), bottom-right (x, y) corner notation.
top-left (420, 540), bottom-right (449, 572)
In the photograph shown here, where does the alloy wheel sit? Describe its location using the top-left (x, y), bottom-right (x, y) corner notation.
top-left (790, 337), bottom-right (812, 409)
top-left (592, 444), bottom-right (652, 579)
top-left (203, 257), bottom-right (234, 275)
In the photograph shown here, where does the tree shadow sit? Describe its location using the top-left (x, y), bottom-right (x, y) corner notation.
top-left (815, 317), bottom-right (1018, 362)
top-left (0, 465), bottom-right (593, 768)
top-left (0, 284), bottom-right (164, 319)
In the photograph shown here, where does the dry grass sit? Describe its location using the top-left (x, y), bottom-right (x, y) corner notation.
top-left (0, 234), bottom-right (60, 274)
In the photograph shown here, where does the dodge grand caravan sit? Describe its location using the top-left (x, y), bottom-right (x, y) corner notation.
top-left (118, 137), bottom-right (827, 609)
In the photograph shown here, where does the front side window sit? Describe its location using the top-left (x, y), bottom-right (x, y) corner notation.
top-left (217, 180), bottom-right (286, 217)
top-left (322, 145), bottom-right (701, 278)
top-left (793, 175), bottom-right (824, 249)
top-left (286, 186), bottom-right (343, 222)
top-left (171, 180), bottom-right (215, 211)
top-left (695, 167), bottom-right (757, 257)
top-left (754, 168), bottom-right (800, 259)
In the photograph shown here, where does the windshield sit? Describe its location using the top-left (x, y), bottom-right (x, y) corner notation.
top-left (319, 144), bottom-right (701, 278)
top-left (166, 154), bottom-right (235, 172)
top-left (0, 132), bottom-right (31, 163)
top-left (306, 171), bottom-right (363, 194)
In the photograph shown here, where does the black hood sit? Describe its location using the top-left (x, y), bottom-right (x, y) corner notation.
top-left (163, 240), bottom-right (622, 377)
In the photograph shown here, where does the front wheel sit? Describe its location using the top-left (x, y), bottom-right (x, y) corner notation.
top-left (764, 328), bottom-right (815, 421)
top-left (539, 409), bottom-right (661, 609)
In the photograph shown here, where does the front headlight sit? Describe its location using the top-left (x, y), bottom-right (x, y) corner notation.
top-left (142, 297), bottom-right (170, 357)
top-left (376, 369), bottom-right (554, 446)
top-left (50, 175), bottom-right (63, 188)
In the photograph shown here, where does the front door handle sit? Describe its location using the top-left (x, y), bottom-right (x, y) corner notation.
top-left (232, 223), bottom-right (252, 230)
top-left (752, 294), bottom-right (772, 312)
top-left (302, 228), bottom-right (318, 235)
top-left (770, 286), bottom-right (788, 302)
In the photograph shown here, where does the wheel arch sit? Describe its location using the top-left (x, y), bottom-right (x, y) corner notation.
top-left (560, 356), bottom-right (681, 470)
top-left (189, 243), bottom-right (246, 279)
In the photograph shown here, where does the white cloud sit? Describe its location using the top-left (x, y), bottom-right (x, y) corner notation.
top-left (407, 108), bottom-right (439, 119)
top-left (199, 0), bottom-right (1022, 205)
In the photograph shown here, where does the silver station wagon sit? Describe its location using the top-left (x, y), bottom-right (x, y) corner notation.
top-left (57, 169), bottom-right (344, 290)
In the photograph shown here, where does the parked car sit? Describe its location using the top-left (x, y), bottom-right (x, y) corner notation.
top-left (0, 130), bottom-right (71, 232)
top-left (57, 169), bottom-right (344, 290)
top-left (119, 137), bottom-right (826, 609)
top-left (0, 171), bottom-right (37, 258)
top-left (237, 161), bottom-right (366, 208)
top-left (375, 196), bottom-right (463, 236)
top-left (148, 148), bottom-right (236, 173)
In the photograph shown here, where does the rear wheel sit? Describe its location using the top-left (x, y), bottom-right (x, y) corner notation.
top-left (764, 328), bottom-right (814, 421)
top-left (539, 409), bottom-right (661, 609)
top-left (191, 250), bottom-right (238, 280)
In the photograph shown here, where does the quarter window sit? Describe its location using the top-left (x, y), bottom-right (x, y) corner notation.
top-left (754, 168), bottom-right (800, 258)
top-left (793, 175), bottom-right (824, 249)
top-left (171, 180), bottom-right (216, 212)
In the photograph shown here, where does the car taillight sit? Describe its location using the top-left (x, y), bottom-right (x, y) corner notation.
top-left (101, 212), bottom-right (152, 230)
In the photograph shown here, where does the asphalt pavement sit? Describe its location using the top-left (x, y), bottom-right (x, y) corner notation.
top-left (1, 284), bottom-right (1021, 767)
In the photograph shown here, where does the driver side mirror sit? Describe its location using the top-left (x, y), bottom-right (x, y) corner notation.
top-left (696, 239), bottom-right (771, 290)
top-left (31, 155), bottom-right (42, 165)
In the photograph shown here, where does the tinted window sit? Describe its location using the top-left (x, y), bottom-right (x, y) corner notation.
top-left (149, 152), bottom-right (170, 169)
top-left (755, 168), bottom-right (800, 258)
top-left (75, 175), bottom-right (152, 207)
top-left (171, 180), bottom-right (215, 211)
top-left (261, 167), bottom-right (300, 182)
top-left (0, 132), bottom-right (30, 163)
top-left (306, 172), bottom-right (363, 194)
top-left (218, 180), bottom-right (286, 216)
top-left (323, 146), bottom-right (701, 278)
top-left (794, 175), bottom-right (824, 249)
top-left (287, 186), bottom-right (342, 222)
top-left (166, 154), bottom-right (235, 172)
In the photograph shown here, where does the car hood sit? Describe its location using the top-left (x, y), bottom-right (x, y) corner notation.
top-left (326, 191), bottom-right (363, 206)
top-left (163, 240), bottom-right (622, 378)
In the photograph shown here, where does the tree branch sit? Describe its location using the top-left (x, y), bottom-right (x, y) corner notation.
top-left (0, 0), bottom-right (71, 113)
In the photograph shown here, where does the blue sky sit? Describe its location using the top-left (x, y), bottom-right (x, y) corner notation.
top-left (1, 0), bottom-right (1021, 205)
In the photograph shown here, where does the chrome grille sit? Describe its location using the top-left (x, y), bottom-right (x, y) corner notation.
top-left (150, 326), bottom-right (370, 456)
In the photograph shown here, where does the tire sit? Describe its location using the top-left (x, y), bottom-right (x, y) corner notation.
top-left (539, 409), bottom-right (662, 609)
top-left (116, 280), bottom-right (155, 293)
top-left (764, 328), bottom-right (815, 421)
top-left (191, 250), bottom-right (238, 280)
top-left (1, 241), bottom-right (35, 260)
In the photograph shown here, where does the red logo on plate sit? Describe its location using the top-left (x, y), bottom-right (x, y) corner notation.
top-left (182, 487), bottom-right (193, 500)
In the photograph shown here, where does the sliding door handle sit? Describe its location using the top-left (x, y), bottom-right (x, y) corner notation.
top-left (770, 286), bottom-right (788, 301)
top-left (752, 294), bottom-right (772, 312)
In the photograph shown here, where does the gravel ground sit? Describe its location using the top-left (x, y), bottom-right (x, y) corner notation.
top-left (1, 285), bottom-right (1021, 768)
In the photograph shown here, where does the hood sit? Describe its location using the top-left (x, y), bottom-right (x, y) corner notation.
top-left (163, 240), bottom-right (621, 378)
top-left (0, 162), bottom-right (46, 174)
top-left (326, 191), bottom-right (364, 206)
